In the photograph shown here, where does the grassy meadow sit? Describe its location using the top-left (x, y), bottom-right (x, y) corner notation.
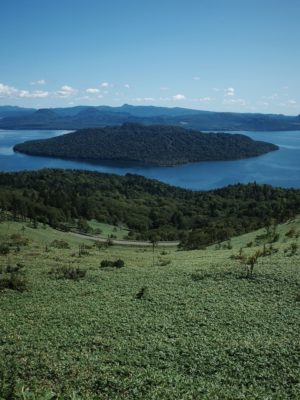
top-left (86, 220), bottom-right (129, 240)
top-left (0, 218), bottom-right (299, 399)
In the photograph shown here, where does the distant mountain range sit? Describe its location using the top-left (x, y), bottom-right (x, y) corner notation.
top-left (14, 123), bottom-right (278, 166)
top-left (0, 104), bottom-right (300, 131)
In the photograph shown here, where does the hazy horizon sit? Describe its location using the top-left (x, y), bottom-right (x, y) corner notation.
top-left (0, 103), bottom-right (299, 118)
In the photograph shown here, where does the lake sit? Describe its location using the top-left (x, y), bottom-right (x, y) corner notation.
top-left (0, 129), bottom-right (299, 190)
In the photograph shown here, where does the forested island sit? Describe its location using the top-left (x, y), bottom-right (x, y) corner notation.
top-left (13, 123), bottom-right (278, 166)
top-left (0, 169), bottom-right (299, 247)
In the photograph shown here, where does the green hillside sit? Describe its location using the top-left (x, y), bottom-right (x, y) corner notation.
top-left (0, 217), bottom-right (299, 399)
top-left (1, 169), bottom-right (299, 246)
top-left (13, 123), bottom-right (278, 166)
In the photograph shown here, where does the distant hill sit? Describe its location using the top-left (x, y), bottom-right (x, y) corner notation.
top-left (14, 123), bottom-right (278, 166)
top-left (0, 105), bottom-right (35, 119)
top-left (0, 104), bottom-right (300, 131)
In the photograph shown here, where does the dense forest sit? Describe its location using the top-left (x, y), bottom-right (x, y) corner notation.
top-left (14, 123), bottom-right (278, 166)
top-left (0, 169), bottom-right (299, 247)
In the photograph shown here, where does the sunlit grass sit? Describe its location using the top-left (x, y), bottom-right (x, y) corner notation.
top-left (0, 218), bottom-right (299, 399)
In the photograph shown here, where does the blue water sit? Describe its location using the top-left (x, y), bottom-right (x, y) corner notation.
top-left (0, 129), bottom-right (299, 190)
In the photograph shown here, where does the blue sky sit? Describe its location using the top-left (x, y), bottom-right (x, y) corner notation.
top-left (0, 0), bottom-right (299, 114)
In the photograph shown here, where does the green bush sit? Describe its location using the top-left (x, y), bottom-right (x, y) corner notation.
top-left (6, 262), bottom-right (25, 273)
top-left (10, 233), bottom-right (29, 246)
top-left (49, 266), bottom-right (86, 280)
top-left (78, 243), bottom-right (91, 256)
top-left (0, 358), bottom-right (17, 399)
top-left (284, 242), bottom-right (298, 256)
top-left (0, 272), bottom-right (27, 292)
top-left (100, 259), bottom-right (125, 269)
top-left (0, 243), bottom-right (10, 255)
top-left (159, 258), bottom-right (171, 266)
top-left (285, 227), bottom-right (299, 238)
top-left (135, 286), bottom-right (149, 300)
top-left (50, 239), bottom-right (70, 249)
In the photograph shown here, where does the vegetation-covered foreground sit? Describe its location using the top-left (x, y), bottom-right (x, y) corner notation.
top-left (0, 217), bottom-right (299, 399)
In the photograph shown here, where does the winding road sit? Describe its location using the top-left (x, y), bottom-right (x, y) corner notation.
top-left (69, 232), bottom-right (179, 247)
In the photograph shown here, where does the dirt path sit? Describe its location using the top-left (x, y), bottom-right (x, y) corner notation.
top-left (69, 232), bottom-right (179, 247)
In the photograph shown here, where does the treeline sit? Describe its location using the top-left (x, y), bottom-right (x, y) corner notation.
top-left (0, 169), bottom-right (299, 247)
top-left (14, 123), bottom-right (278, 166)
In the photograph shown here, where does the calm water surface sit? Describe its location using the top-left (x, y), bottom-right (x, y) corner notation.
top-left (0, 129), bottom-right (299, 190)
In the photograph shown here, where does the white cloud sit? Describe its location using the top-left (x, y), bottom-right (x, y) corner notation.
top-left (224, 87), bottom-right (235, 96)
top-left (279, 100), bottom-right (298, 108)
top-left (19, 90), bottom-right (49, 98)
top-left (172, 94), bottom-right (186, 101)
top-left (256, 101), bottom-right (269, 107)
top-left (132, 97), bottom-right (156, 102)
top-left (56, 85), bottom-right (77, 97)
top-left (0, 83), bottom-right (48, 98)
top-left (195, 97), bottom-right (213, 103)
top-left (263, 93), bottom-right (278, 100)
top-left (31, 79), bottom-right (46, 85)
top-left (124, 84), bottom-right (130, 89)
top-left (193, 76), bottom-right (200, 81)
top-left (160, 86), bottom-right (169, 91)
top-left (75, 95), bottom-right (91, 101)
top-left (0, 83), bottom-right (18, 97)
top-left (101, 82), bottom-right (110, 88)
top-left (86, 88), bottom-right (100, 94)
top-left (158, 96), bottom-right (171, 101)
top-left (223, 98), bottom-right (246, 106)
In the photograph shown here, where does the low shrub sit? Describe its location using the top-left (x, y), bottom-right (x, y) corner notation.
top-left (0, 272), bottom-right (27, 292)
top-left (261, 244), bottom-right (278, 257)
top-left (272, 233), bottom-right (280, 242)
top-left (285, 227), bottom-right (299, 239)
top-left (100, 259), bottom-right (125, 269)
top-left (135, 286), bottom-right (149, 300)
top-left (284, 242), bottom-right (298, 256)
top-left (0, 358), bottom-right (18, 399)
top-left (10, 233), bottom-right (29, 246)
top-left (160, 250), bottom-right (168, 255)
top-left (159, 258), bottom-right (171, 266)
top-left (0, 243), bottom-right (10, 255)
top-left (50, 240), bottom-right (70, 249)
top-left (78, 243), bottom-right (91, 256)
top-left (6, 262), bottom-right (25, 273)
top-left (57, 223), bottom-right (70, 232)
top-left (49, 266), bottom-right (86, 280)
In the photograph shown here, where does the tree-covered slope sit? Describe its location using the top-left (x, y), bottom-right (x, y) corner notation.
top-left (0, 169), bottom-right (299, 245)
top-left (14, 123), bottom-right (278, 166)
